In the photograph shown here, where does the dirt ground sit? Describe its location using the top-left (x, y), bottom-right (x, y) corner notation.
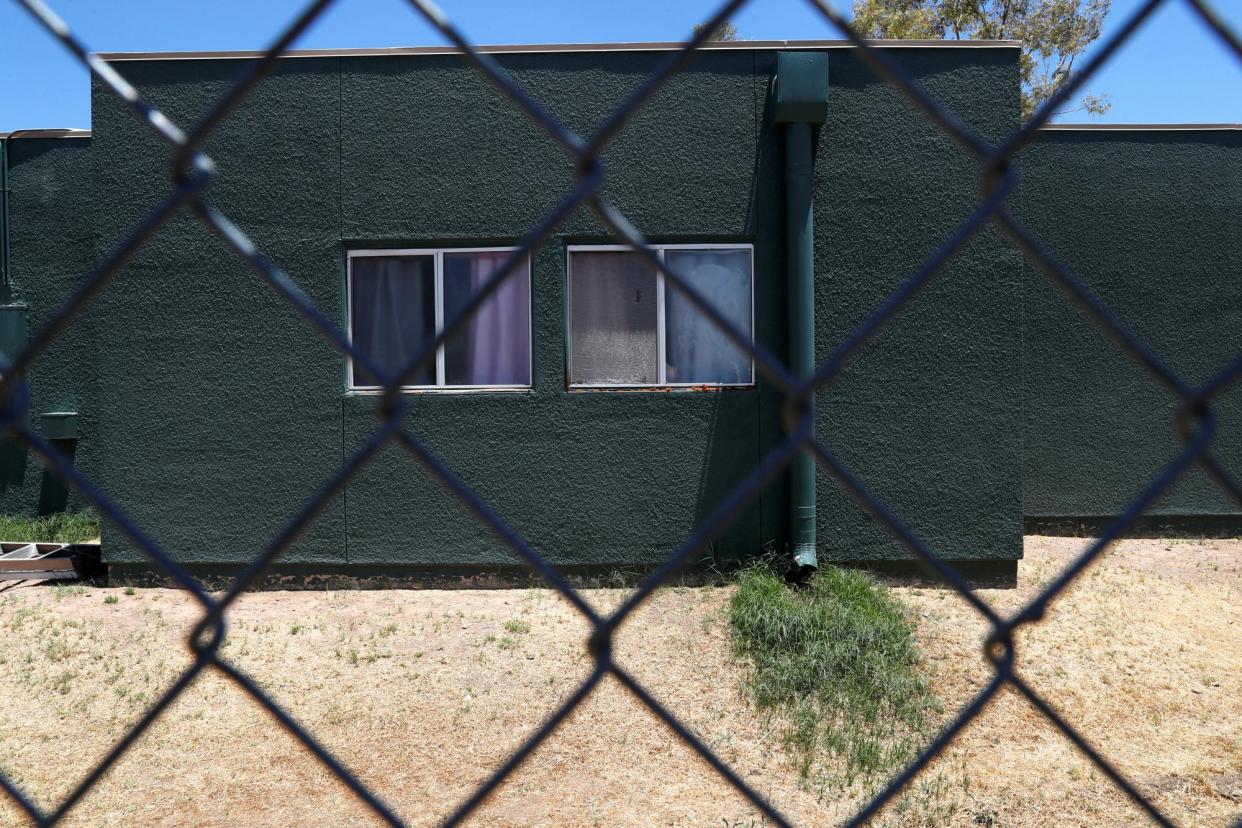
top-left (0, 536), bottom-right (1238, 827)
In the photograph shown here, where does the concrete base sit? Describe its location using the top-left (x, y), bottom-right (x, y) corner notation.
top-left (1025, 515), bottom-right (1242, 538)
top-left (105, 557), bottom-right (1022, 591)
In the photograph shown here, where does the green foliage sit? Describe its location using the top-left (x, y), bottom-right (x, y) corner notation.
top-left (0, 512), bottom-right (99, 544)
top-left (693, 20), bottom-right (740, 41)
top-left (729, 564), bottom-right (940, 790)
top-left (851, 0), bottom-right (1112, 120)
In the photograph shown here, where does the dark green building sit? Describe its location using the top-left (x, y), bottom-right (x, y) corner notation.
top-left (1, 39), bottom-right (1236, 577)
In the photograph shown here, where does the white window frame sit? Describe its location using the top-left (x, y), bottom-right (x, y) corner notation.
top-left (566, 243), bottom-right (756, 390)
top-left (346, 247), bottom-right (533, 393)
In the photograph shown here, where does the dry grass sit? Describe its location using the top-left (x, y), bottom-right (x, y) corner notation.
top-left (0, 536), bottom-right (1238, 827)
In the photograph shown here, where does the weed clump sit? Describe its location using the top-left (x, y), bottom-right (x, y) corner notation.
top-left (729, 564), bottom-right (940, 791)
top-left (502, 619), bottom-right (530, 635)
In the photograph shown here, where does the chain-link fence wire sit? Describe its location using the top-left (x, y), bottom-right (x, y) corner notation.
top-left (1, 0), bottom-right (1240, 823)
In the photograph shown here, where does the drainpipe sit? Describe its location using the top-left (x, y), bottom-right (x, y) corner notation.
top-left (773, 52), bottom-right (829, 573)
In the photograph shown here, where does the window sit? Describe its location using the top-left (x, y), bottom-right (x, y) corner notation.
top-left (567, 244), bottom-right (754, 388)
top-left (347, 248), bottom-right (531, 390)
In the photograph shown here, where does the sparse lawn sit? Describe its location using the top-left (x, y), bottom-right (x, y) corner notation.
top-left (0, 537), bottom-right (1238, 827)
top-left (0, 512), bottom-right (99, 544)
top-left (730, 564), bottom-right (939, 792)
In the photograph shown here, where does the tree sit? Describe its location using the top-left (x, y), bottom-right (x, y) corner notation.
top-left (693, 20), bottom-right (740, 41)
top-left (851, 0), bottom-right (1112, 120)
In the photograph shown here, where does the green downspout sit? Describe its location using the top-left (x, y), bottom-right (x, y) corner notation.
top-left (773, 52), bottom-right (829, 573)
top-left (786, 121), bottom-right (817, 570)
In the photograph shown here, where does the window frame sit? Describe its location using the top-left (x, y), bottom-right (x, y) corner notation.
top-left (565, 243), bottom-right (756, 390)
top-left (346, 246), bottom-right (533, 393)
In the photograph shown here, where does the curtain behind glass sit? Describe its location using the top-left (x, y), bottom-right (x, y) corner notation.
top-left (350, 256), bottom-right (435, 387)
top-left (664, 249), bottom-right (752, 384)
top-left (443, 251), bottom-right (531, 386)
top-left (569, 252), bottom-right (658, 385)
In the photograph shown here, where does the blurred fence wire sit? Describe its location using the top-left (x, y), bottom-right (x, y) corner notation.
top-left (3, 0), bottom-right (1241, 824)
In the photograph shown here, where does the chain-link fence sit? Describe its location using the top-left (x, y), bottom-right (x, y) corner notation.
top-left (2, 0), bottom-right (1240, 824)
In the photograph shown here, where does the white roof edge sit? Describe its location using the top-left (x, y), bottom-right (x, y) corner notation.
top-left (93, 38), bottom-right (1021, 61)
top-left (0, 129), bottom-right (92, 139)
top-left (1040, 123), bottom-right (1242, 131)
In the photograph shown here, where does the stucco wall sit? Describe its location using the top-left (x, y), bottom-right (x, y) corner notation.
top-left (20, 45), bottom-right (1025, 569)
top-left (1018, 129), bottom-right (1242, 523)
top-left (803, 48), bottom-right (1022, 562)
top-left (0, 135), bottom-right (98, 517)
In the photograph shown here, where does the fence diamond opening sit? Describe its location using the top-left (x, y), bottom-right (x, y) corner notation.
top-left (3, 0), bottom-right (1241, 825)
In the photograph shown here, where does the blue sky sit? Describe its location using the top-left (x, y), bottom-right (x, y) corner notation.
top-left (0, 0), bottom-right (1238, 131)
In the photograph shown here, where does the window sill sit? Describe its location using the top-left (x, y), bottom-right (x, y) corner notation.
top-left (346, 387), bottom-right (533, 396)
top-left (567, 384), bottom-right (755, 393)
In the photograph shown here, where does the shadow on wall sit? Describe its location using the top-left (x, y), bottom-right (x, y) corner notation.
top-left (691, 388), bottom-right (765, 571)
top-left (687, 68), bottom-right (778, 573)
top-left (0, 435), bottom-right (26, 493)
top-left (35, 438), bottom-right (75, 515)
top-left (0, 436), bottom-right (76, 517)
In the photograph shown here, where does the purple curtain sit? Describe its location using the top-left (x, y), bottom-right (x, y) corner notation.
top-left (443, 251), bottom-right (531, 386)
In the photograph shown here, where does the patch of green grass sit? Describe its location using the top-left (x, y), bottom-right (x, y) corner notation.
top-left (0, 512), bottom-right (99, 544)
top-left (729, 564), bottom-right (940, 791)
top-left (50, 670), bottom-right (77, 695)
top-left (103, 594), bottom-right (119, 604)
top-left (502, 619), bottom-right (530, 635)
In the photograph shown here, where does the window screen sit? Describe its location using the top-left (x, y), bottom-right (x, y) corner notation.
top-left (568, 251), bottom-right (658, 385)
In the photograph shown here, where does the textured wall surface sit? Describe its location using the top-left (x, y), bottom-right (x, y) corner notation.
top-left (1019, 130), bottom-right (1242, 521)
top-left (13, 45), bottom-right (1023, 568)
top-left (0, 136), bottom-right (97, 517)
top-left (803, 48), bottom-right (1022, 561)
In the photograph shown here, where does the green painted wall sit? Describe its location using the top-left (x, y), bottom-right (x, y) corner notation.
top-left (7, 45), bottom-right (1023, 568)
top-left (0, 135), bottom-right (98, 518)
top-left (1018, 130), bottom-right (1242, 522)
top-left (803, 49), bottom-right (1022, 562)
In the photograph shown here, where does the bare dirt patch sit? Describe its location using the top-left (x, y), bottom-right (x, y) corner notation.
top-left (0, 536), bottom-right (1238, 827)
